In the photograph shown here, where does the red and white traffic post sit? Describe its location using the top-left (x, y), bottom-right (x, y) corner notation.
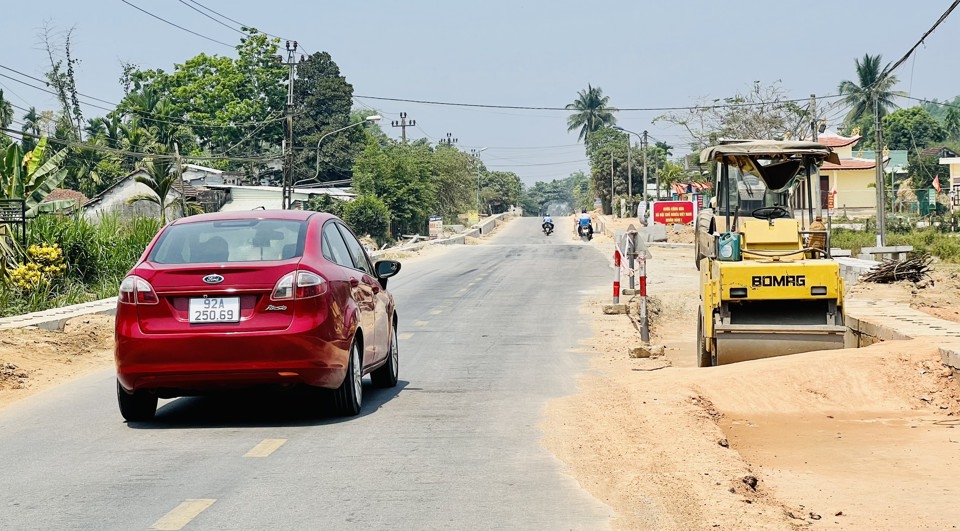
top-left (638, 254), bottom-right (649, 343)
top-left (612, 246), bottom-right (621, 304)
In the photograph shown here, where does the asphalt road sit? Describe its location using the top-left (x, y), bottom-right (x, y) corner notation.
top-left (0, 216), bottom-right (615, 530)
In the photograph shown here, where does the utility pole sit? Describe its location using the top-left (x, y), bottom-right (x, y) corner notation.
top-left (173, 141), bottom-right (186, 218)
top-left (281, 40), bottom-right (298, 210)
top-left (610, 152), bottom-right (614, 215)
top-left (874, 95), bottom-right (886, 246)
top-left (641, 130), bottom-right (648, 200)
top-left (439, 132), bottom-right (457, 147)
top-left (391, 112), bottom-right (416, 143)
top-left (626, 133), bottom-right (632, 199)
top-left (810, 94), bottom-right (822, 219)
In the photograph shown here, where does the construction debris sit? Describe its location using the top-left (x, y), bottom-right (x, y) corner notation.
top-left (860, 253), bottom-right (933, 284)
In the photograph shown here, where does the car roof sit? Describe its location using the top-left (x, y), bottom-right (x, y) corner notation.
top-left (168, 209), bottom-right (334, 226)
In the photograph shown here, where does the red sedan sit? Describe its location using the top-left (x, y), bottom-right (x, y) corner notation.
top-left (114, 210), bottom-right (401, 420)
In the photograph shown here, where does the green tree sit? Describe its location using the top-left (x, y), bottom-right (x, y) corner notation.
top-left (838, 54), bottom-right (905, 129)
top-left (430, 146), bottom-right (476, 221)
top-left (480, 171), bottom-right (522, 215)
top-left (584, 127), bottom-right (632, 213)
top-left (353, 137), bottom-right (436, 236)
top-left (566, 84), bottom-right (616, 142)
top-left (293, 52), bottom-right (358, 185)
top-left (304, 193), bottom-right (345, 217)
top-left (342, 194), bottom-right (390, 245)
top-left (122, 30), bottom-right (286, 172)
top-left (882, 107), bottom-right (946, 150)
top-left (944, 107), bottom-right (960, 141)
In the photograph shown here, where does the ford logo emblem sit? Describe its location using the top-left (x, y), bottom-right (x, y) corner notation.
top-left (202, 274), bottom-right (224, 284)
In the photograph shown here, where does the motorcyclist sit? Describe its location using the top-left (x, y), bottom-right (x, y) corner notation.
top-left (541, 214), bottom-right (554, 233)
top-left (577, 208), bottom-right (593, 239)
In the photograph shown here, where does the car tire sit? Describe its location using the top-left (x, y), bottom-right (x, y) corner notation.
top-left (371, 321), bottom-right (399, 388)
top-left (117, 380), bottom-right (157, 422)
top-left (332, 340), bottom-right (362, 416)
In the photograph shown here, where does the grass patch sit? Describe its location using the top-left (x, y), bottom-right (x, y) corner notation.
top-left (1, 212), bottom-right (160, 316)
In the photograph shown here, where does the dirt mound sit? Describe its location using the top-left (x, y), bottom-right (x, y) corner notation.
top-left (0, 315), bottom-right (115, 408)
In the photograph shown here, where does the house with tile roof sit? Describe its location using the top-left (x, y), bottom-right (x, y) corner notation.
top-left (817, 132), bottom-right (888, 211)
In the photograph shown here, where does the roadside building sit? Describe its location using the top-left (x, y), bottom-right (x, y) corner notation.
top-left (818, 132), bottom-right (888, 213)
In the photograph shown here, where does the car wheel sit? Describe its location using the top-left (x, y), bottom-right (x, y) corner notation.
top-left (117, 380), bottom-right (157, 422)
top-left (332, 340), bottom-right (362, 416)
top-left (697, 310), bottom-right (713, 368)
top-left (371, 322), bottom-right (399, 388)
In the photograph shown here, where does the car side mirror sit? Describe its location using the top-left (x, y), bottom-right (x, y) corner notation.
top-left (374, 260), bottom-right (401, 289)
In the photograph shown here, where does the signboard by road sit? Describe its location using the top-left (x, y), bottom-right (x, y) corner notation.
top-left (652, 201), bottom-right (694, 225)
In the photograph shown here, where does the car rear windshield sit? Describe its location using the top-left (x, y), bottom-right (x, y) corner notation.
top-left (148, 219), bottom-right (307, 264)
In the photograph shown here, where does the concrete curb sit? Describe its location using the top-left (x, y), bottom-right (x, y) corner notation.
top-left (845, 299), bottom-right (960, 371)
top-left (0, 297), bottom-right (118, 331)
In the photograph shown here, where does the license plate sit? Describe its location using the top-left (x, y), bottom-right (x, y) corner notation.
top-left (189, 297), bottom-right (240, 323)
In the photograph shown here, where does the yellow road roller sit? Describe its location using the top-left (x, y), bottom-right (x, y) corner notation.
top-left (695, 140), bottom-right (846, 367)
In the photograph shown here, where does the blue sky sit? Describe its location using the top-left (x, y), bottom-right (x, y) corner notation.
top-left (2, 1), bottom-right (958, 186)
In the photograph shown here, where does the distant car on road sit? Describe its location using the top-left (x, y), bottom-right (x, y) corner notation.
top-left (114, 209), bottom-right (401, 421)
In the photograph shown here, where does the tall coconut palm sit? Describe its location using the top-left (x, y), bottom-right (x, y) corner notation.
top-left (838, 54), bottom-right (906, 127)
top-left (0, 90), bottom-right (13, 129)
top-left (565, 84), bottom-right (617, 142)
top-left (20, 107), bottom-right (41, 153)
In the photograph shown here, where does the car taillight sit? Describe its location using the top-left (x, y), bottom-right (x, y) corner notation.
top-left (118, 275), bottom-right (159, 305)
top-left (271, 271), bottom-right (327, 301)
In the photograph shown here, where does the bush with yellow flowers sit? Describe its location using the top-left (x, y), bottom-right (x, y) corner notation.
top-left (6, 243), bottom-right (68, 291)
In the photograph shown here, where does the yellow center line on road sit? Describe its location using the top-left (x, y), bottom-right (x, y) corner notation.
top-left (244, 438), bottom-right (287, 458)
top-left (455, 288), bottom-right (468, 295)
top-left (414, 320), bottom-right (429, 327)
top-left (399, 332), bottom-right (414, 340)
top-left (430, 309), bottom-right (443, 315)
top-left (150, 499), bottom-right (216, 530)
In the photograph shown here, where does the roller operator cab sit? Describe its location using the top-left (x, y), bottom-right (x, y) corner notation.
top-left (695, 140), bottom-right (846, 367)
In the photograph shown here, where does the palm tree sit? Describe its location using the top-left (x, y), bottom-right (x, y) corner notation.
top-left (838, 54), bottom-right (906, 127)
top-left (20, 107), bottom-right (41, 153)
top-left (128, 147), bottom-right (178, 224)
top-left (565, 84), bottom-right (616, 142)
top-left (0, 90), bottom-right (13, 129)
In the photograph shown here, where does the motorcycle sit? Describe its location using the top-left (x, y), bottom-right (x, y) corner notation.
top-left (542, 222), bottom-right (554, 235)
top-left (577, 223), bottom-right (593, 241)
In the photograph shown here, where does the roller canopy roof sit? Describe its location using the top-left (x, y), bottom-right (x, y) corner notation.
top-left (700, 140), bottom-right (841, 165)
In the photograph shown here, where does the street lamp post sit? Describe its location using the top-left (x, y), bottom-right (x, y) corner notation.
top-left (614, 126), bottom-right (647, 200)
top-left (312, 114), bottom-right (382, 182)
top-left (472, 148), bottom-right (488, 218)
top-left (283, 114), bottom-right (382, 209)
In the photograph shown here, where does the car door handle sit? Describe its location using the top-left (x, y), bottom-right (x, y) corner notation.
top-left (349, 277), bottom-right (360, 288)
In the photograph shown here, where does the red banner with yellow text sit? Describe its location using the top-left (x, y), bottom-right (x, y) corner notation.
top-left (652, 201), bottom-right (695, 225)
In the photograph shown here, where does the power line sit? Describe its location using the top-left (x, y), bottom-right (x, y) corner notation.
top-left (353, 93), bottom-right (844, 113)
top-left (0, 64), bottom-right (116, 105)
top-left (879, 1), bottom-right (960, 82)
top-left (0, 71), bottom-right (115, 113)
top-left (119, 0), bottom-right (234, 49)
top-left (184, 0), bottom-right (312, 55)
top-left (176, 0), bottom-right (248, 36)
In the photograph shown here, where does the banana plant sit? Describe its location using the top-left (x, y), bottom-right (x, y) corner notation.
top-left (0, 138), bottom-right (73, 272)
top-left (1, 137), bottom-right (74, 217)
